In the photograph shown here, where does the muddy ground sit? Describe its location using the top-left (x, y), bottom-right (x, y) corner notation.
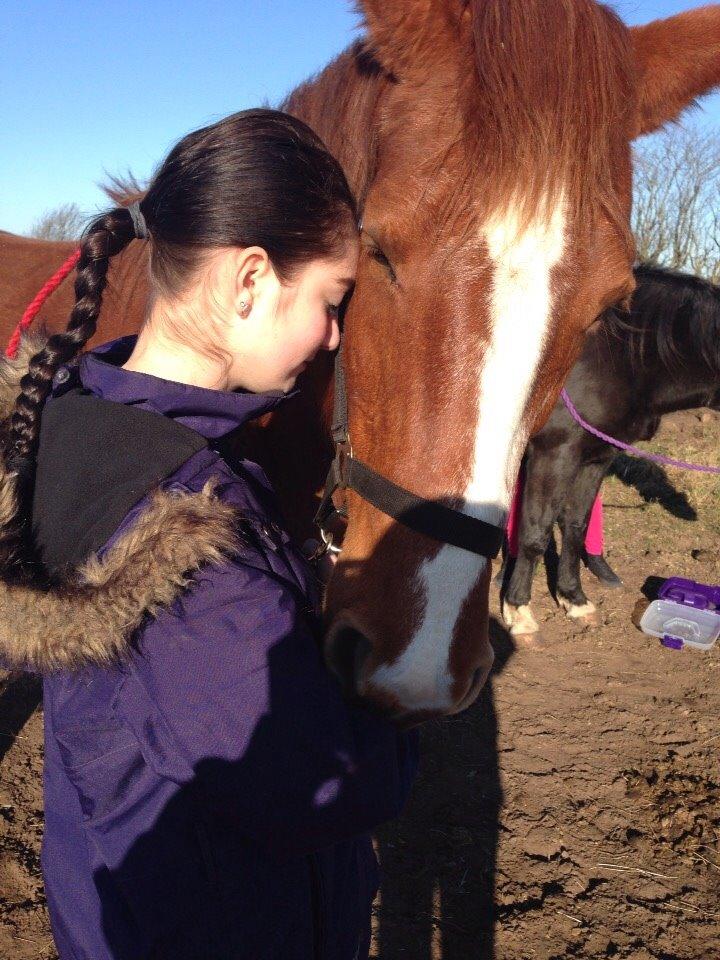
top-left (1, 410), bottom-right (719, 960)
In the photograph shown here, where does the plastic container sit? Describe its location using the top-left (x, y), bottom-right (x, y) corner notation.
top-left (658, 576), bottom-right (720, 610)
top-left (640, 598), bottom-right (720, 651)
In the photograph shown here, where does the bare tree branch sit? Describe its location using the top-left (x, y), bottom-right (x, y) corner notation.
top-left (633, 126), bottom-right (720, 282)
top-left (28, 203), bottom-right (87, 242)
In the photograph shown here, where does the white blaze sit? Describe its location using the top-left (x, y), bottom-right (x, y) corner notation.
top-left (369, 199), bottom-right (567, 711)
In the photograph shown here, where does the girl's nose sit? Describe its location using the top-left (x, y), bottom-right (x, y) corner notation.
top-left (324, 319), bottom-right (341, 352)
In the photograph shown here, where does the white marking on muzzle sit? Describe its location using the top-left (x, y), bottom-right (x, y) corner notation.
top-left (369, 199), bottom-right (567, 712)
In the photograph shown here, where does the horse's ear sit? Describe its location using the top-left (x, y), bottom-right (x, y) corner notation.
top-left (631, 6), bottom-right (720, 137)
top-left (356, 0), bottom-right (466, 79)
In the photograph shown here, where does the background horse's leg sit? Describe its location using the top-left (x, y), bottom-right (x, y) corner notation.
top-left (557, 459), bottom-right (613, 623)
top-left (502, 448), bottom-right (570, 639)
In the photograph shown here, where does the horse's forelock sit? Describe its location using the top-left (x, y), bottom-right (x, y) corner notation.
top-left (329, 2), bottom-right (636, 237)
top-left (465, 0), bottom-right (635, 225)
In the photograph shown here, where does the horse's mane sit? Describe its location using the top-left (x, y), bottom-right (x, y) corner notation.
top-left (281, 40), bottom-right (387, 209)
top-left (604, 263), bottom-right (720, 376)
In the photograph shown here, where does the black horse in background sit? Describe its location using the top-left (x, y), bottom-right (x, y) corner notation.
top-left (501, 263), bottom-right (720, 639)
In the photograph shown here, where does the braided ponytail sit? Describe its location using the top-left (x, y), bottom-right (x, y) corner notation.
top-left (2, 205), bottom-right (144, 573)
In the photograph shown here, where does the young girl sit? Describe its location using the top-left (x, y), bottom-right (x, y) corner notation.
top-left (0, 109), bottom-right (417, 959)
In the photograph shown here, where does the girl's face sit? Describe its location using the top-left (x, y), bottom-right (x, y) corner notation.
top-left (226, 237), bottom-right (359, 393)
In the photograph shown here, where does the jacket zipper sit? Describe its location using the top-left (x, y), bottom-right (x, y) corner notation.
top-left (309, 853), bottom-right (326, 960)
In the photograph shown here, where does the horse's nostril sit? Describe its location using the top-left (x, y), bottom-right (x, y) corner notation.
top-left (325, 621), bottom-right (372, 698)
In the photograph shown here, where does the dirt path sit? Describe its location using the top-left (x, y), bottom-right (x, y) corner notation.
top-left (0, 674), bottom-right (48, 959)
top-left (1, 411), bottom-right (718, 960)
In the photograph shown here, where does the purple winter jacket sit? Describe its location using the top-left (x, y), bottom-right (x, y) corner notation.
top-left (3, 336), bottom-right (417, 960)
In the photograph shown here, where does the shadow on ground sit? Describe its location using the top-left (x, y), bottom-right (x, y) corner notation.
top-left (609, 454), bottom-right (696, 520)
top-left (373, 618), bottom-right (515, 959)
top-left (0, 673), bottom-right (41, 765)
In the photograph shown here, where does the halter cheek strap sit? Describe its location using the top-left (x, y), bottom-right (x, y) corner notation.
top-left (314, 339), bottom-right (505, 559)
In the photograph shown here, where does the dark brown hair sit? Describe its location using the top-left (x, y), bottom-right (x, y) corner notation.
top-left (4, 108), bottom-right (357, 569)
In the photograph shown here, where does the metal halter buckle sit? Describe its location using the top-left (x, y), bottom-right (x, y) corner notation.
top-left (320, 528), bottom-right (343, 556)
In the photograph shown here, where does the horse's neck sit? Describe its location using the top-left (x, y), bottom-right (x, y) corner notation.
top-left (641, 364), bottom-right (718, 417)
top-left (584, 316), bottom-right (714, 432)
top-left (620, 336), bottom-right (719, 418)
top-left (0, 234), bottom-right (76, 343)
top-left (282, 40), bottom-right (387, 205)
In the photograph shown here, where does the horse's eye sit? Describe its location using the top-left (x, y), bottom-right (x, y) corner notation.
top-left (367, 242), bottom-right (397, 285)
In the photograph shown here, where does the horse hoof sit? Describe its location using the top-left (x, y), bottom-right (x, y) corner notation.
top-left (559, 597), bottom-right (597, 625)
top-left (502, 601), bottom-right (540, 640)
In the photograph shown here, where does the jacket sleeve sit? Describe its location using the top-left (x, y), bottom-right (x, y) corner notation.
top-left (117, 559), bottom-right (418, 860)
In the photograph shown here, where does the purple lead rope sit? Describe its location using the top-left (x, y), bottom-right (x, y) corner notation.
top-left (560, 389), bottom-right (720, 476)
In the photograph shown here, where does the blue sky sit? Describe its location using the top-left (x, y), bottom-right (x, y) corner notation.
top-left (2, 0), bottom-right (719, 236)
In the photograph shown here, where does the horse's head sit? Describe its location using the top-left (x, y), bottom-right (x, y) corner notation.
top-left (324, 0), bottom-right (720, 722)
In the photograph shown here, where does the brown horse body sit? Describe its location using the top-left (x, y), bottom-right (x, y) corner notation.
top-left (0, 230), bottom-right (145, 343)
top-left (3, 1), bottom-right (720, 722)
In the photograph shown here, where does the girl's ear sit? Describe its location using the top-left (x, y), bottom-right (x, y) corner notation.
top-left (232, 247), bottom-right (272, 319)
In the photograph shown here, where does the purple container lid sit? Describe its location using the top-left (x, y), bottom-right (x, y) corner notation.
top-left (658, 577), bottom-right (720, 611)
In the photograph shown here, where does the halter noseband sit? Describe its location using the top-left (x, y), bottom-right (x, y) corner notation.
top-left (314, 340), bottom-right (506, 559)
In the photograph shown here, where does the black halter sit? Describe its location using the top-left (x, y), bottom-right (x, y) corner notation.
top-left (314, 340), bottom-right (506, 559)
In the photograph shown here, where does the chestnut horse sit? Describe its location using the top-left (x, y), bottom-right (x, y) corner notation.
top-left (2, 1), bottom-right (720, 723)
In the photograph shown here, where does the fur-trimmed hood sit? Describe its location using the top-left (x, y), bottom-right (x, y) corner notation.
top-left (0, 333), bottom-right (241, 673)
top-left (0, 482), bottom-right (240, 673)
top-left (0, 329), bottom-right (50, 422)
